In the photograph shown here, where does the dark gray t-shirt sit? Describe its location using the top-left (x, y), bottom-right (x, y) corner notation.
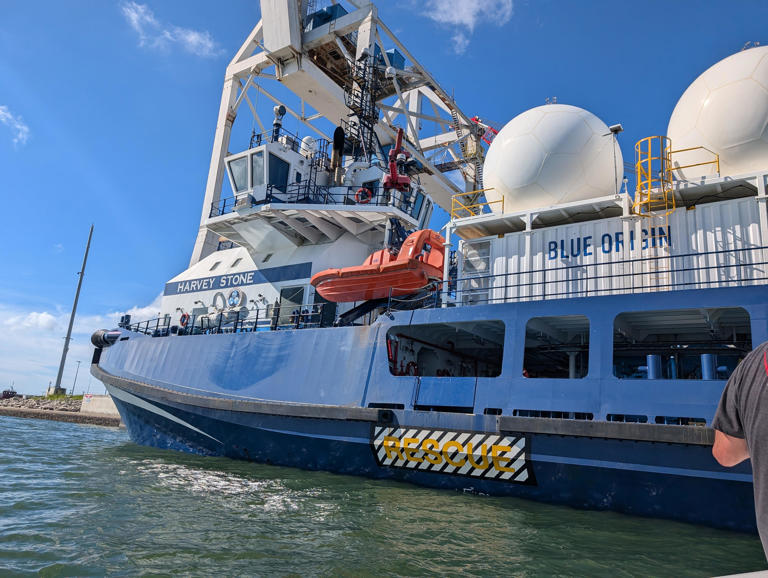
top-left (713, 341), bottom-right (768, 557)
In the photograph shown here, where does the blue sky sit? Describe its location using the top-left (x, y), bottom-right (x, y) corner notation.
top-left (1, 0), bottom-right (767, 394)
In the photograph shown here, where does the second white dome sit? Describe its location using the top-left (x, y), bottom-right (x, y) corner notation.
top-left (667, 45), bottom-right (768, 179)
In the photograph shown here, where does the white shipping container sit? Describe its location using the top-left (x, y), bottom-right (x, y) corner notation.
top-left (458, 197), bottom-right (768, 303)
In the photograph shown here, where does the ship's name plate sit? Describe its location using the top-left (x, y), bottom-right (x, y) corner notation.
top-left (164, 262), bottom-right (312, 296)
top-left (371, 426), bottom-right (532, 483)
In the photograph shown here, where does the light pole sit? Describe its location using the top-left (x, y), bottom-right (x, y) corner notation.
top-left (71, 360), bottom-right (81, 396)
top-left (54, 224), bottom-right (93, 393)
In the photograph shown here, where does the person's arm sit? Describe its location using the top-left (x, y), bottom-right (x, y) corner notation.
top-left (711, 351), bottom-right (753, 467)
top-left (712, 429), bottom-right (749, 467)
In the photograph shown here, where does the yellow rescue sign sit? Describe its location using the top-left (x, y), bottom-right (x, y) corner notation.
top-left (372, 427), bottom-right (530, 483)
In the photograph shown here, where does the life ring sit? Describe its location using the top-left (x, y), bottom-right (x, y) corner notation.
top-left (212, 291), bottom-right (227, 312)
top-left (179, 313), bottom-right (190, 327)
top-left (405, 361), bottom-right (418, 376)
top-left (355, 187), bottom-right (373, 204)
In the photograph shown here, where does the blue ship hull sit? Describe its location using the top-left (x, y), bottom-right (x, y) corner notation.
top-left (107, 386), bottom-right (755, 532)
top-left (93, 285), bottom-right (762, 533)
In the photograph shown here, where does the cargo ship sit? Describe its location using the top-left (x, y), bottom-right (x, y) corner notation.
top-left (91, 1), bottom-right (768, 532)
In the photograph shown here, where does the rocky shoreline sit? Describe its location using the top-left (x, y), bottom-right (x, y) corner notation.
top-left (0, 396), bottom-right (82, 412)
top-left (0, 396), bottom-right (122, 427)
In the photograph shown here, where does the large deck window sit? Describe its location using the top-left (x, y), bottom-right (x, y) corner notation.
top-left (523, 315), bottom-right (589, 378)
top-left (386, 320), bottom-right (505, 377)
top-left (613, 307), bottom-right (752, 380)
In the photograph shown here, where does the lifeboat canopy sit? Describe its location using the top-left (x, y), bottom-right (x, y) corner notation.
top-left (311, 229), bottom-right (445, 303)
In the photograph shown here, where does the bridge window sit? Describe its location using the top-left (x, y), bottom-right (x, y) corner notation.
top-left (251, 151), bottom-right (264, 187)
top-left (411, 192), bottom-right (425, 219)
top-left (613, 307), bottom-right (752, 380)
top-left (228, 157), bottom-right (248, 192)
top-left (523, 315), bottom-right (589, 378)
top-left (268, 153), bottom-right (290, 193)
top-left (386, 320), bottom-right (504, 377)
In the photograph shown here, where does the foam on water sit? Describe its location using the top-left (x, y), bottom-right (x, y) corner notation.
top-left (0, 415), bottom-right (765, 576)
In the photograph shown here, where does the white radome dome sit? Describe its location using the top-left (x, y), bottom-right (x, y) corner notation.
top-left (483, 104), bottom-right (623, 213)
top-left (667, 46), bottom-right (768, 179)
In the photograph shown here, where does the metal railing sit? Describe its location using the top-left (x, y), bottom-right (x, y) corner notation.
top-left (245, 125), bottom-right (322, 156)
top-left (211, 184), bottom-right (424, 220)
top-left (125, 303), bottom-right (334, 337)
top-left (669, 145), bottom-right (720, 177)
top-left (451, 188), bottom-right (502, 219)
top-left (124, 246), bottom-right (768, 339)
top-left (430, 244), bottom-right (768, 307)
top-left (633, 135), bottom-right (721, 218)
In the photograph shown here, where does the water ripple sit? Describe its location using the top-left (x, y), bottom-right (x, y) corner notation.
top-left (0, 415), bottom-right (764, 576)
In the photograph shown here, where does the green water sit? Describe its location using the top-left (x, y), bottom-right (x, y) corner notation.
top-left (0, 415), bottom-right (765, 576)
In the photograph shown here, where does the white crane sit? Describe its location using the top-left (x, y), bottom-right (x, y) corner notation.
top-left (190, 0), bottom-right (486, 265)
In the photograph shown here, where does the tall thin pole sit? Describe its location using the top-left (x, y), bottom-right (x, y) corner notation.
top-left (70, 360), bottom-right (81, 396)
top-left (54, 224), bottom-right (93, 391)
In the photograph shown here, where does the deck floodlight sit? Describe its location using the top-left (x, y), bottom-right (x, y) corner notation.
top-left (608, 123), bottom-right (624, 134)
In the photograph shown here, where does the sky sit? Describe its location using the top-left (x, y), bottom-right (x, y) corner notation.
top-left (1, 0), bottom-right (767, 394)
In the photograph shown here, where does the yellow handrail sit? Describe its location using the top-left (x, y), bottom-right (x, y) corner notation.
top-left (668, 146), bottom-right (720, 176)
top-left (450, 188), bottom-right (503, 219)
top-left (632, 136), bottom-right (720, 218)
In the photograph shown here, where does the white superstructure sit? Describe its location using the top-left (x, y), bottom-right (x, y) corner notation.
top-left (147, 0), bottom-right (491, 332)
top-left (133, 6), bottom-right (768, 336)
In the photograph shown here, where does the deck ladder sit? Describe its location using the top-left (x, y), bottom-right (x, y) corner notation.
top-left (633, 136), bottom-right (675, 290)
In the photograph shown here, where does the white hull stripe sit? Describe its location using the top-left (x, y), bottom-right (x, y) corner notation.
top-left (107, 384), bottom-right (223, 444)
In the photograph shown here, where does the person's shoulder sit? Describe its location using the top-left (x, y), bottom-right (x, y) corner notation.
top-left (732, 340), bottom-right (768, 381)
top-left (745, 340), bottom-right (768, 363)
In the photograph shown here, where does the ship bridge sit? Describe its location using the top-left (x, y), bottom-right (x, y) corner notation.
top-left (189, 0), bottom-right (486, 265)
top-left (205, 125), bottom-right (433, 254)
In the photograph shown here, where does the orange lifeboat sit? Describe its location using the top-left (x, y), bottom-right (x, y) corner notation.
top-left (311, 229), bottom-right (446, 303)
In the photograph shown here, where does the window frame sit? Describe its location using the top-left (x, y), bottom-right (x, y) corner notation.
top-left (522, 314), bottom-right (591, 379)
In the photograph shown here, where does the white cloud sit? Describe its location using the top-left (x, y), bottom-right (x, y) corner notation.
top-left (120, 1), bottom-right (224, 58)
top-left (0, 295), bottom-right (162, 396)
top-left (453, 32), bottom-right (471, 55)
top-left (422, 0), bottom-right (514, 54)
top-left (0, 105), bottom-right (30, 146)
top-left (8, 311), bottom-right (59, 331)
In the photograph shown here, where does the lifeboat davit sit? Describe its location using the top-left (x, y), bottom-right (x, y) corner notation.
top-left (311, 229), bottom-right (446, 303)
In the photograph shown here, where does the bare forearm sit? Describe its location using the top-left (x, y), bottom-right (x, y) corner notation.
top-left (712, 429), bottom-right (750, 467)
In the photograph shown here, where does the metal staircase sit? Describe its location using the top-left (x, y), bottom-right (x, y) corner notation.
top-left (451, 108), bottom-right (485, 200)
top-left (343, 55), bottom-right (382, 163)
